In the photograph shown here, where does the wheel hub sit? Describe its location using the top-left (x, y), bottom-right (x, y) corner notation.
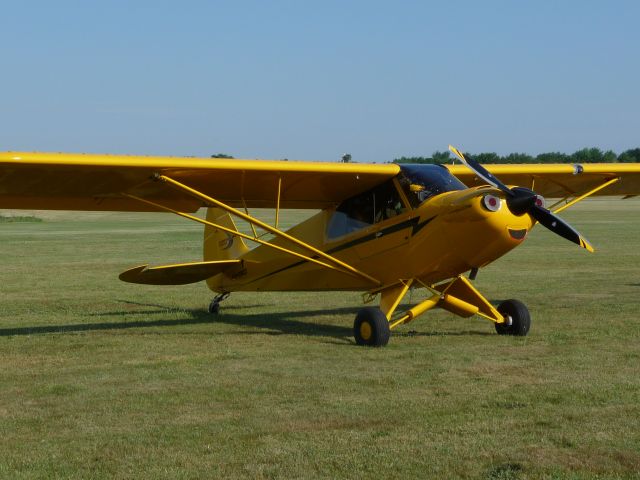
top-left (359, 322), bottom-right (373, 341)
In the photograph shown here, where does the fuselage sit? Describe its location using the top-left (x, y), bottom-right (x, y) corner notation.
top-left (206, 165), bottom-right (534, 293)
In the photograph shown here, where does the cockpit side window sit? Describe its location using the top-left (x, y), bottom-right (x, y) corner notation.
top-left (326, 179), bottom-right (406, 239)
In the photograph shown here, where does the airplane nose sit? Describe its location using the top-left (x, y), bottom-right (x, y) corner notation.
top-left (442, 192), bottom-right (534, 269)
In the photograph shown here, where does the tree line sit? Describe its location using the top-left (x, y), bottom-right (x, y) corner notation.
top-left (393, 147), bottom-right (640, 164)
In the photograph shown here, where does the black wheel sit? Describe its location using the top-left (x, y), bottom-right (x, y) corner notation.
top-left (354, 307), bottom-right (391, 347)
top-left (208, 300), bottom-right (220, 315)
top-left (495, 299), bottom-right (530, 336)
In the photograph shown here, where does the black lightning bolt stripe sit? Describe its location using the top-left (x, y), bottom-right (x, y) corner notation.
top-left (326, 215), bottom-right (435, 255)
top-left (243, 215), bottom-right (436, 285)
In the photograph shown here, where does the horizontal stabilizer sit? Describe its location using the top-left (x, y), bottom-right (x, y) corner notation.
top-left (119, 260), bottom-right (241, 285)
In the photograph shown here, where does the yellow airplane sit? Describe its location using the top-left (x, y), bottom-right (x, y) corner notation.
top-left (2, 145), bottom-right (640, 346)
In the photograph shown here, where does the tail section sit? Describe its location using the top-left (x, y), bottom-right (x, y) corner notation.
top-left (203, 207), bottom-right (250, 261)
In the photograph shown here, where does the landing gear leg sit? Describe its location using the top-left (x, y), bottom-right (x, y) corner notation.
top-left (208, 292), bottom-right (230, 315)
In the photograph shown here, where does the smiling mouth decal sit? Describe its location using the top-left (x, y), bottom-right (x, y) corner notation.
top-left (508, 228), bottom-right (527, 240)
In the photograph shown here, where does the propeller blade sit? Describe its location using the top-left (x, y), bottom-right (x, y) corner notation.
top-left (449, 143), bottom-right (595, 252)
top-left (529, 205), bottom-right (594, 253)
top-left (448, 145), bottom-right (513, 196)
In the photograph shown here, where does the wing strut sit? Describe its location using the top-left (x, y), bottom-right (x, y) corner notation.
top-left (123, 175), bottom-right (382, 286)
top-left (549, 177), bottom-right (620, 214)
top-left (123, 193), bottom-right (376, 284)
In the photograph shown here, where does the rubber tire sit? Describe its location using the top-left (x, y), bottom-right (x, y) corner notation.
top-left (495, 299), bottom-right (531, 336)
top-left (354, 307), bottom-right (391, 347)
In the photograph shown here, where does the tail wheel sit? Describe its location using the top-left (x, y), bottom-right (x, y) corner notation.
top-left (354, 307), bottom-right (391, 347)
top-left (208, 292), bottom-right (229, 315)
top-left (495, 299), bottom-right (531, 336)
top-left (208, 300), bottom-right (220, 315)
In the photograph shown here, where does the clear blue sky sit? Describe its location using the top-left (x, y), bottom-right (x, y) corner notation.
top-left (1, 1), bottom-right (638, 162)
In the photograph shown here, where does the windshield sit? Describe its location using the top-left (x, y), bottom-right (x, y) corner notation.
top-left (398, 164), bottom-right (467, 206)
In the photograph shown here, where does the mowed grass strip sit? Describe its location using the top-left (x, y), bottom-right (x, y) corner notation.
top-left (1, 200), bottom-right (639, 479)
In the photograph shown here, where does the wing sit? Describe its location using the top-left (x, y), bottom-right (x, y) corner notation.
top-left (0, 152), bottom-right (400, 212)
top-left (446, 163), bottom-right (640, 198)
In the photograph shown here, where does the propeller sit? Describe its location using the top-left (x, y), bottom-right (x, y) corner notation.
top-left (448, 145), bottom-right (594, 252)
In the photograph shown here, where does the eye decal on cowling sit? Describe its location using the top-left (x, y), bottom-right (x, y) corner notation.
top-left (482, 194), bottom-right (501, 212)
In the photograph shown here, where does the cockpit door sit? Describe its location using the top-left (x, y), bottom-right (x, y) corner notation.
top-left (353, 214), bottom-right (413, 259)
top-left (326, 178), bottom-right (413, 260)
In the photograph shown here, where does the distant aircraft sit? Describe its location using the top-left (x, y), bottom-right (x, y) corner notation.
top-left (1, 145), bottom-right (639, 346)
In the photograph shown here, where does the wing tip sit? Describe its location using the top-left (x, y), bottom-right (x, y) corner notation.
top-left (119, 264), bottom-right (149, 283)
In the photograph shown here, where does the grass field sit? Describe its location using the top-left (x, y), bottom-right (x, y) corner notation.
top-left (1, 200), bottom-right (639, 479)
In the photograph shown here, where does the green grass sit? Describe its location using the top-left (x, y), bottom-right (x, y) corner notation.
top-left (0, 214), bottom-right (42, 223)
top-left (1, 200), bottom-right (640, 479)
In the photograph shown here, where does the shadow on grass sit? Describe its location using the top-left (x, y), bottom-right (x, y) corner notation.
top-left (0, 303), bottom-right (356, 340)
top-left (394, 330), bottom-right (493, 337)
top-left (0, 302), bottom-right (492, 340)
top-left (0, 316), bottom-right (215, 337)
top-left (111, 299), bottom-right (269, 311)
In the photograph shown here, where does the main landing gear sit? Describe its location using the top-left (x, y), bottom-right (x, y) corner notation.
top-left (495, 299), bottom-right (531, 336)
top-left (208, 292), bottom-right (230, 315)
top-left (353, 307), bottom-right (390, 347)
top-left (352, 276), bottom-right (532, 346)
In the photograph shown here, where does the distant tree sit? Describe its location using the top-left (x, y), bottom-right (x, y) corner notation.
top-left (602, 150), bottom-right (617, 163)
top-left (504, 153), bottom-right (534, 164)
top-left (393, 156), bottom-right (434, 164)
top-left (571, 148), bottom-right (604, 164)
top-left (618, 148), bottom-right (640, 163)
top-left (431, 151), bottom-right (452, 164)
top-left (471, 152), bottom-right (502, 164)
top-left (393, 148), bottom-right (638, 164)
top-left (535, 152), bottom-right (570, 163)
top-left (211, 153), bottom-right (234, 159)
